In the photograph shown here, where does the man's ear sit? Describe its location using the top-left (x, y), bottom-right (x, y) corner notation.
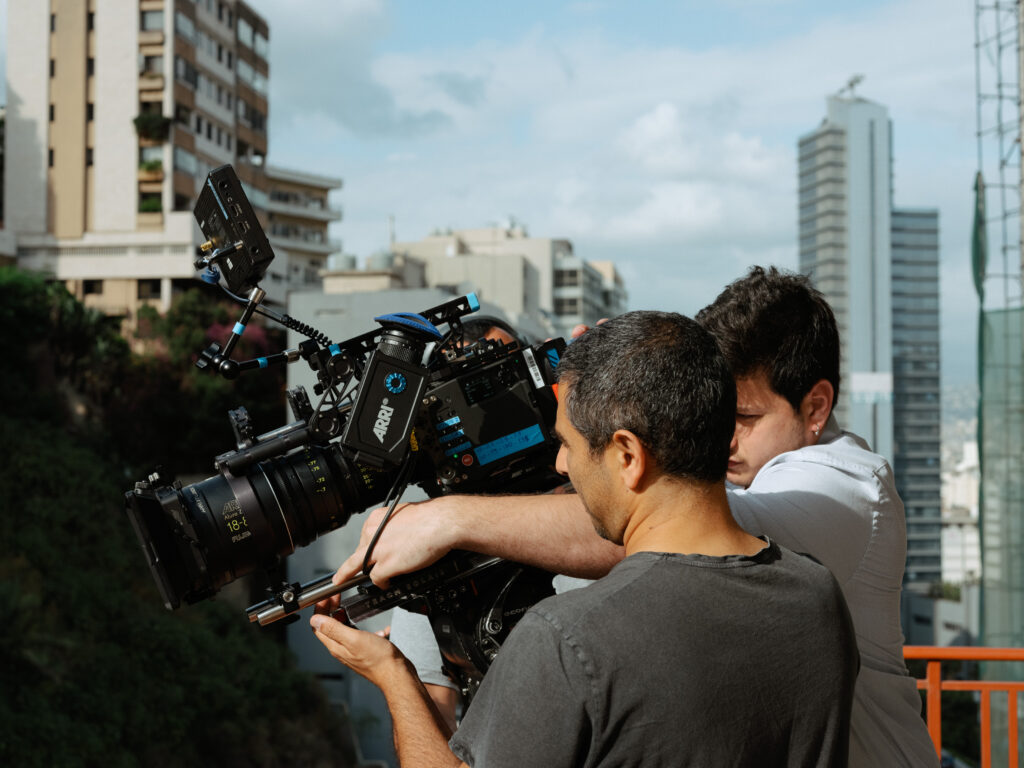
top-left (802, 379), bottom-right (834, 438)
top-left (609, 429), bottom-right (647, 491)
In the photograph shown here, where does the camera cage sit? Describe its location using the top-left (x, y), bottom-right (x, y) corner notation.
top-left (128, 164), bottom-right (566, 697)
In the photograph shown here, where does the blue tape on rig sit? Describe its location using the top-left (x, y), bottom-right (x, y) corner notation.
top-left (329, 344), bottom-right (341, 356)
top-left (436, 416), bottom-right (461, 430)
top-left (258, 357), bottom-right (268, 369)
top-left (439, 429), bottom-right (466, 445)
top-left (233, 322), bottom-right (246, 336)
top-left (475, 424), bottom-right (545, 466)
top-left (467, 292), bottom-right (480, 312)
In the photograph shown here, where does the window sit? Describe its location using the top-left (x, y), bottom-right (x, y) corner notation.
top-left (86, 103), bottom-right (94, 121)
top-left (139, 54), bottom-right (162, 75)
top-left (175, 56), bottom-right (198, 88)
top-left (139, 145), bottom-right (163, 165)
top-left (206, 122), bottom-right (212, 140)
top-left (174, 12), bottom-right (196, 44)
top-left (87, 57), bottom-right (94, 76)
top-left (217, 43), bottom-right (223, 62)
top-left (83, 280), bottom-right (103, 296)
top-left (227, 51), bottom-right (233, 68)
top-left (86, 148), bottom-right (93, 166)
top-left (236, 58), bottom-right (254, 86)
top-left (554, 298), bottom-right (580, 316)
top-left (254, 32), bottom-right (268, 58)
top-left (49, 104), bottom-right (54, 122)
top-left (50, 13), bottom-right (55, 32)
top-left (140, 10), bottom-right (163, 31)
top-left (175, 104), bottom-right (191, 125)
top-left (195, 114), bottom-right (202, 133)
top-left (48, 148), bottom-right (54, 167)
top-left (87, 12), bottom-right (94, 31)
top-left (49, 59), bottom-right (55, 77)
top-left (173, 146), bottom-right (198, 175)
top-left (554, 269), bottom-right (580, 287)
top-left (237, 17), bottom-right (254, 48)
top-left (137, 279), bottom-right (162, 299)
top-left (226, 135), bottom-right (232, 151)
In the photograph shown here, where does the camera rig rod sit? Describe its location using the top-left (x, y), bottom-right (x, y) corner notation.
top-left (246, 551), bottom-right (507, 627)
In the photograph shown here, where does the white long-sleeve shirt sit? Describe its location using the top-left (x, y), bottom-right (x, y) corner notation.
top-left (729, 414), bottom-right (938, 768)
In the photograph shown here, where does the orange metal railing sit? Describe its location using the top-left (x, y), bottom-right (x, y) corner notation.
top-left (905, 646), bottom-right (1024, 768)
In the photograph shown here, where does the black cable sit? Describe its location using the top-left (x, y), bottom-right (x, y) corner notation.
top-left (218, 284), bottom-right (332, 345)
top-left (360, 452), bottom-right (417, 576)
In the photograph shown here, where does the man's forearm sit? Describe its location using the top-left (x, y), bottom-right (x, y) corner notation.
top-left (379, 660), bottom-right (464, 768)
top-left (448, 492), bottom-right (622, 578)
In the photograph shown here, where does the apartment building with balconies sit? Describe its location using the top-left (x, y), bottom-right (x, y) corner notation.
top-left (5, 0), bottom-right (340, 321)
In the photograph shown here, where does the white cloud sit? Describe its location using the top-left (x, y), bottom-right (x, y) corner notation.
top-left (248, 0), bottom-right (979, 385)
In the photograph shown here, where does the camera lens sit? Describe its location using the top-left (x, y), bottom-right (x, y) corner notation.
top-left (126, 444), bottom-right (387, 609)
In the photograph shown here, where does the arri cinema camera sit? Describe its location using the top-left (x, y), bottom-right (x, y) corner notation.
top-left (125, 165), bottom-right (566, 695)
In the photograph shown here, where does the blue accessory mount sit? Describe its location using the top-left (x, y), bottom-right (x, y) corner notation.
top-left (384, 372), bottom-right (408, 394)
top-left (374, 312), bottom-right (443, 340)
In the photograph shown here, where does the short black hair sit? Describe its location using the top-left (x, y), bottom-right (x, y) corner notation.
top-left (695, 266), bottom-right (840, 412)
top-left (461, 315), bottom-right (529, 347)
top-left (556, 311), bottom-right (735, 483)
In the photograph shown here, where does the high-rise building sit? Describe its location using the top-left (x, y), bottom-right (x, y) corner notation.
top-left (6, 0), bottom-right (339, 320)
top-left (891, 208), bottom-right (942, 584)
top-left (798, 94), bottom-right (942, 588)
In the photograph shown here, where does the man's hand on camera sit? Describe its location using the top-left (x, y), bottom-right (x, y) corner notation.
top-left (310, 608), bottom-right (405, 688)
top-left (333, 497), bottom-right (465, 588)
top-left (570, 318), bottom-right (607, 339)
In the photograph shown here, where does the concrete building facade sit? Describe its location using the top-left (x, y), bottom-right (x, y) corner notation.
top-left (6, 0), bottom-right (340, 320)
top-left (799, 95), bottom-right (942, 588)
top-left (379, 225), bottom-right (628, 339)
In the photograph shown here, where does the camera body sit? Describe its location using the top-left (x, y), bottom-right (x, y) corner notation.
top-left (125, 164), bottom-right (566, 695)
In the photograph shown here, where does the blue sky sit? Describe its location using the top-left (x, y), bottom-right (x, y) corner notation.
top-left (1, 0), bottom-right (982, 391)
top-left (243, 0), bottom-right (979, 392)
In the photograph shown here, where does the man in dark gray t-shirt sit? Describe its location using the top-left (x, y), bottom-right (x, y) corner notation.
top-left (452, 542), bottom-right (856, 767)
top-left (311, 312), bottom-right (857, 768)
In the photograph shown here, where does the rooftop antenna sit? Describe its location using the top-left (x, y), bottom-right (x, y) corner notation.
top-left (838, 74), bottom-right (865, 98)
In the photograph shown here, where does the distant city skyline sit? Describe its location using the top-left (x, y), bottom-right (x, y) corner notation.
top-left (0, 0), bottom-right (978, 389)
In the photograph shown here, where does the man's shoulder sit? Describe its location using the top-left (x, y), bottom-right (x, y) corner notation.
top-left (526, 554), bottom-right (657, 629)
top-left (769, 430), bottom-right (891, 478)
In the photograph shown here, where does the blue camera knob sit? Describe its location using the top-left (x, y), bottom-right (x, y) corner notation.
top-left (385, 372), bottom-right (408, 394)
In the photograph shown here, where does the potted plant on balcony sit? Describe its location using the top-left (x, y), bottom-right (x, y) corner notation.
top-left (134, 112), bottom-right (171, 142)
top-left (138, 196), bottom-right (162, 214)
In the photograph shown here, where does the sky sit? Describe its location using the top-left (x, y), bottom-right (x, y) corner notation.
top-left (0, 0), bottom-right (984, 390)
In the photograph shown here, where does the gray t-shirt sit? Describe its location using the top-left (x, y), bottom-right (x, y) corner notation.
top-left (450, 541), bottom-right (858, 768)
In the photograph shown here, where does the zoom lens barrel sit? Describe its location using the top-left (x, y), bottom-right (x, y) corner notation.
top-left (125, 444), bottom-right (389, 610)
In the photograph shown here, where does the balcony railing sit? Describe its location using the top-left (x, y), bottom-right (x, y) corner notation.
top-left (905, 646), bottom-right (1024, 767)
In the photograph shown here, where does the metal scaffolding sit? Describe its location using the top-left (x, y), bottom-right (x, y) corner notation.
top-left (974, 2), bottom-right (1024, 764)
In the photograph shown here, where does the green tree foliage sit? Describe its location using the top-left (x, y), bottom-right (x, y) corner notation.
top-left (118, 284), bottom-right (289, 477)
top-left (0, 269), bottom-right (356, 767)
